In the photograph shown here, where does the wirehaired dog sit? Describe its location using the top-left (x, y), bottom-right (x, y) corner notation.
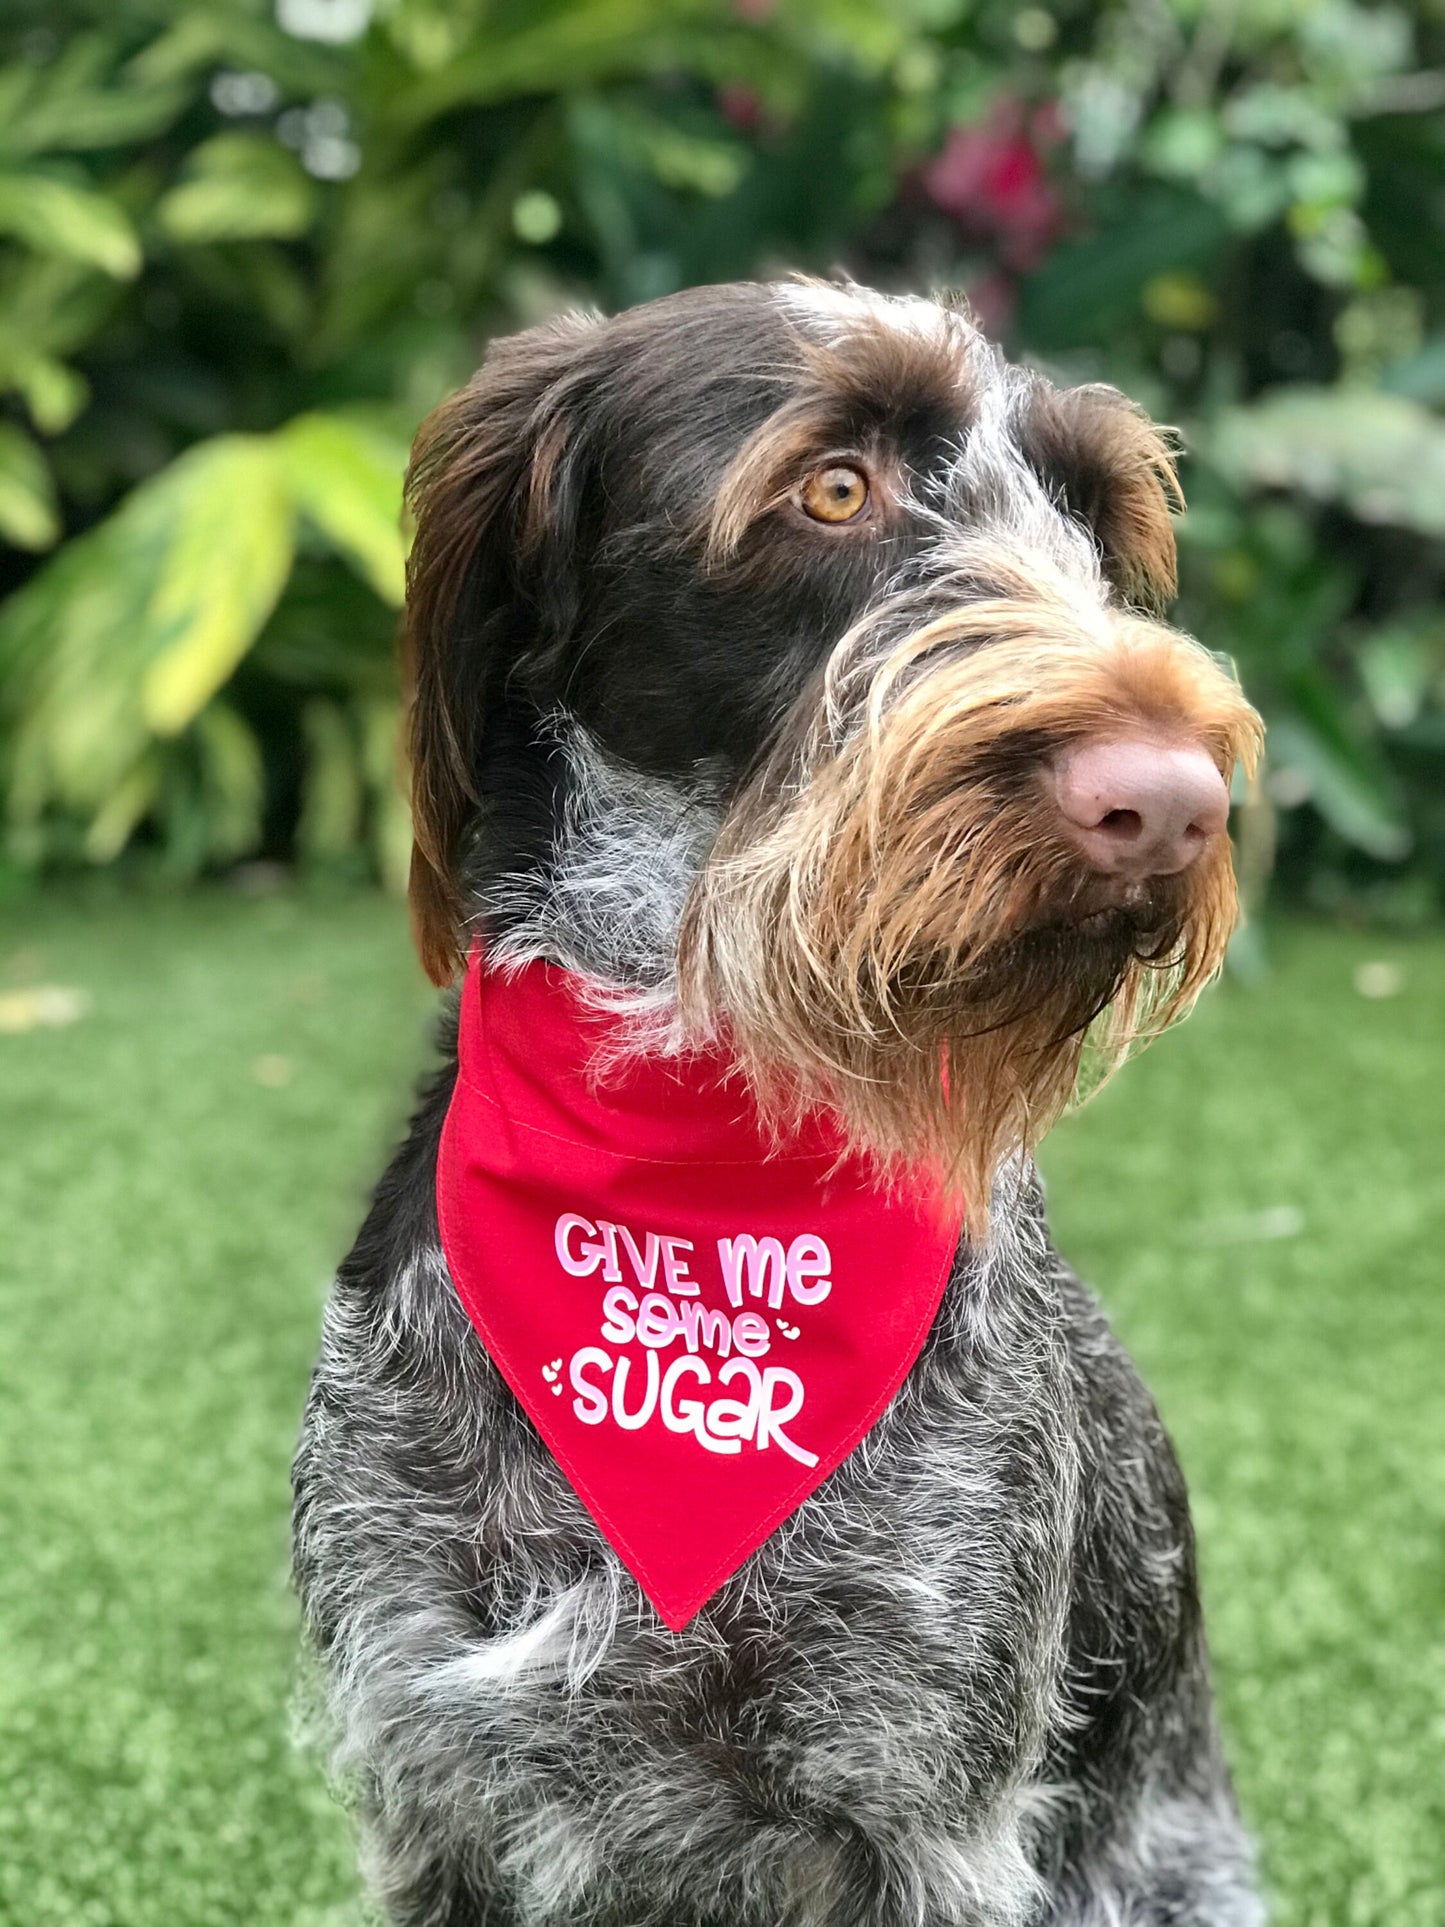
top-left (292, 279), bottom-right (1265, 1927)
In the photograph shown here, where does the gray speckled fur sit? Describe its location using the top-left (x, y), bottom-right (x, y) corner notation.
top-left (293, 1001), bottom-right (1260, 1927)
top-left (292, 283), bottom-right (1263, 1926)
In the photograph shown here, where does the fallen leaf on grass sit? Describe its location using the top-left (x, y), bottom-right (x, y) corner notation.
top-left (1353, 960), bottom-right (1404, 999)
top-left (1188, 1204), bottom-right (1305, 1246)
top-left (0, 986), bottom-right (90, 1034)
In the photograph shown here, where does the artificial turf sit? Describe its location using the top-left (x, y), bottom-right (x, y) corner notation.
top-left (0, 885), bottom-right (1440, 1926)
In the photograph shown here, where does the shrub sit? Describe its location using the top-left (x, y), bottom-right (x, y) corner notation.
top-left (1, 0), bottom-right (1441, 915)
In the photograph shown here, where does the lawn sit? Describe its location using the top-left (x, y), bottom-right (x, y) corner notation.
top-left (1, 886), bottom-right (1440, 1927)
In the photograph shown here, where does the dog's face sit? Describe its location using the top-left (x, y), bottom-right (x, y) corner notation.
top-left (406, 281), bottom-right (1261, 1218)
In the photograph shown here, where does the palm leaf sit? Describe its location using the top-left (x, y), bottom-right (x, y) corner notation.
top-left (157, 134), bottom-right (319, 245)
top-left (0, 422), bottom-right (60, 551)
top-left (0, 434), bottom-right (294, 838)
top-left (0, 170), bottom-right (141, 279)
top-left (280, 413), bottom-right (408, 606)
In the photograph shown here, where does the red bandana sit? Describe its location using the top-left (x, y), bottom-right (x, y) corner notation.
top-left (437, 955), bottom-right (962, 1630)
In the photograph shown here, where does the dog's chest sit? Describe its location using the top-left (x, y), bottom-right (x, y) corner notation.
top-left (434, 1254), bottom-right (1082, 1823)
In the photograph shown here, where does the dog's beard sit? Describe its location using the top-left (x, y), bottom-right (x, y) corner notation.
top-left (677, 565), bottom-right (1261, 1232)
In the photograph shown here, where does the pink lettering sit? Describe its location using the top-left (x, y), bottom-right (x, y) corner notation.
top-left (678, 1301), bottom-right (732, 1357)
top-left (716, 1234), bottom-right (787, 1309)
top-left (707, 1357), bottom-right (762, 1443)
top-left (731, 1310), bottom-right (771, 1358)
top-left (660, 1235), bottom-right (698, 1296)
top-left (635, 1291), bottom-right (683, 1349)
top-left (611, 1351), bottom-right (659, 1429)
top-left (599, 1285), bottom-right (638, 1344)
top-left (569, 1345), bottom-right (612, 1423)
top-left (617, 1223), bottom-right (661, 1291)
top-left (785, 1233), bottom-right (832, 1305)
top-left (717, 1231), bottom-right (833, 1309)
top-left (660, 1356), bottom-right (741, 1456)
top-left (755, 1367), bottom-right (816, 1465)
top-left (555, 1213), bottom-right (604, 1277)
top-left (596, 1219), bottom-right (624, 1284)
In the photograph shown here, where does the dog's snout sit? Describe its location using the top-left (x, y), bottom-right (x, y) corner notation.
top-left (1053, 738), bottom-right (1231, 878)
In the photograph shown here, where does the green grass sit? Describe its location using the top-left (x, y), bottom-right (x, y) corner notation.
top-left (1, 888), bottom-right (1440, 1926)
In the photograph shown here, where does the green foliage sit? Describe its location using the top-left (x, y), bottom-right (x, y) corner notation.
top-left (0, 420), bottom-right (59, 550)
top-left (3, 890), bottom-right (1442, 1922)
top-left (0, 408), bottom-right (406, 873)
top-left (0, 169), bottom-right (141, 278)
top-left (1212, 387), bottom-right (1445, 536)
top-left (157, 131), bottom-right (319, 243)
top-left (0, 0), bottom-right (1441, 914)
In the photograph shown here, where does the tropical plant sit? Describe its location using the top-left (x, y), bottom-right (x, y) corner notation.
top-left (0, 0), bottom-right (1441, 917)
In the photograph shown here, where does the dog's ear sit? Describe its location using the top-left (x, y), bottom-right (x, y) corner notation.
top-left (404, 312), bottom-right (603, 985)
top-left (1019, 384), bottom-right (1182, 613)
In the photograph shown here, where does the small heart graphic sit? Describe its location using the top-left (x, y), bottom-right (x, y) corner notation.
top-left (551, 1383), bottom-right (563, 1396)
top-left (775, 1320), bottom-right (800, 1340)
top-left (541, 1363), bottom-right (558, 1383)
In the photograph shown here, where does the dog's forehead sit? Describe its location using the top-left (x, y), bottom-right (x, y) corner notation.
top-left (607, 279), bottom-right (994, 414)
top-left (772, 279), bottom-right (972, 352)
top-left (772, 279), bottom-right (1008, 403)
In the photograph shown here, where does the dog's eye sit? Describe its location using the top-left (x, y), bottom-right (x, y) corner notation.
top-left (798, 464), bottom-right (869, 524)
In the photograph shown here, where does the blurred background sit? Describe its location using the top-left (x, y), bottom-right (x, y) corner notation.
top-left (0, 3), bottom-right (1440, 1924)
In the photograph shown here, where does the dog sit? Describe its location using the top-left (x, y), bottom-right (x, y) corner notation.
top-left (292, 278), bottom-right (1265, 1927)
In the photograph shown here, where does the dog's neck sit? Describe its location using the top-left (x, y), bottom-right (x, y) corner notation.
top-left (466, 710), bottom-right (1044, 1239)
top-left (474, 717), bottom-right (719, 1013)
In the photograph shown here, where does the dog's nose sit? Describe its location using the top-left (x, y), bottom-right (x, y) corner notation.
top-left (1053, 738), bottom-right (1230, 878)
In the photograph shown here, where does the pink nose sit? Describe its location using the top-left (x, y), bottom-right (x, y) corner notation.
top-left (1054, 737), bottom-right (1230, 879)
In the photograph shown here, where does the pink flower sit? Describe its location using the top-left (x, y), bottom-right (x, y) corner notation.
top-left (923, 99), bottom-right (1064, 271)
top-left (717, 84), bottom-right (763, 134)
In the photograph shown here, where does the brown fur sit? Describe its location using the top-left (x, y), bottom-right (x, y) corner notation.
top-left (707, 312), bottom-right (977, 564)
top-left (399, 289), bottom-right (1257, 1221)
top-left (310, 285), bottom-right (1268, 1927)
top-left (1017, 382), bottom-right (1183, 611)
top-left (678, 542), bottom-right (1261, 1230)
top-left (402, 294), bottom-right (1191, 991)
top-left (404, 314), bottom-right (601, 985)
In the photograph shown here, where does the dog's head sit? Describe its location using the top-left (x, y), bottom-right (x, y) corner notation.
top-left (406, 280), bottom-right (1261, 1218)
